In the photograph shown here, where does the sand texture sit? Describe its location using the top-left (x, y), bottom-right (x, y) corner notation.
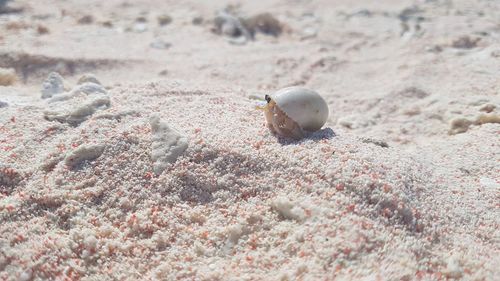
top-left (0, 0), bottom-right (499, 280)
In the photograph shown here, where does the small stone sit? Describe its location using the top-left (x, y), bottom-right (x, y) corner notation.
top-left (403, 105), bottom-right (421, 116)
top-left (479, 103), bottom-right (495, 113)
top-left (243, 13), bottom-right (283, 37)
top-left (77, 15), bottom-right (94, 25)
top-left (41, 72), bottom-right (65, 99)
top-left (37, 24), bottom-right (49, 34)
top-left (452, 36), bottom-right (480, 49)
top-left (426, 45), bottom-right (443, 53)
top-left (213, 11), bottom-right (252, 40)
top-left (157, 14), bottom-right (172, 26)
top-left (448, 117), bottom-right (472, 135)
top-left (0, 100), bottom-right (8, 108)
top-left (47, 82), bottom-right (106, 104)
top-left (136, 16), bottom-right (147, 23)
top-left (398, 87), bottom-right (429, 99)
top-left (338, 116), bottom-right (356, 129)
top-left (44, 93), bottom-right (111, 126)
top-left (475, 114), bottom-right (500, 125)
top-left (71, 82), bottom-right (107, 95)
top-left (101, 21), bottom-right (113, 28)
top-left (398, 5), bottom-right (423, 22)
top-left (77, 74), bottom-right (101, 85)
top-left (192, 16), bottom-right (203, 25)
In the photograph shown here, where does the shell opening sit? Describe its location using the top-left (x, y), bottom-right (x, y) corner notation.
top-left (267, 103), bottom-right (304, 139)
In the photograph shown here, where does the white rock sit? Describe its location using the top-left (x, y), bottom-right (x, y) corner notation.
top-left (44, 94), bottom-right (111, 125)
top-left (64, 144), bottom-right (105, 168)
top-left (41, 72), bottom-right (65, 99)
top-left (150, 114), bottom-right (189, 175)
top-left (270, 197), bottom-right (306, 221)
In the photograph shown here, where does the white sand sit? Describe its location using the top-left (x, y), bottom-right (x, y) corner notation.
top-left (0, 0), bottom-right (499, 280)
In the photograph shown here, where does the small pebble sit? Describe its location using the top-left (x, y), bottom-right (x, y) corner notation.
top-left (77, 15), bottom-right (94, 25)
top-left (448, 118), bottom-right (472, 135)
top-left (157, 14), bottom-right (172, 26)
top-left (192, 16), bottom-right (203, 25)
top-left (41, 72), bottom-right (65, 99)
top-left (452, 36), bottom-right (480, 49)
top-left (37, 24), bottom-right (49, 35)
top-left (244, 13), bottom-right (283, 37)
top-left (101, 21), bottom-right (113, 28)
top-left (77, 74), bottom-right (101, 85)
top-left (136, 16), bottom-right (148, 23)
top-left (479, 103), bottom-right (495, 113)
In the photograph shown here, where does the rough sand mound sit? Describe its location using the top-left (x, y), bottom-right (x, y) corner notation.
top-left (2, 81), bottom-right (496, 280)
top-left (0, 0), bottom-right (499, 279)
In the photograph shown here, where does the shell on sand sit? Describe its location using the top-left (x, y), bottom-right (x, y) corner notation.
top-left (264, 87), bottom-right (329, 139)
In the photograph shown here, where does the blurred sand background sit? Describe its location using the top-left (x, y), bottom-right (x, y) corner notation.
top-left (0, 0), bottom-right (499, 280)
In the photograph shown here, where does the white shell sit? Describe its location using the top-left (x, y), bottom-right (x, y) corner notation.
top-left (270, 87), bottom-right (329, 132)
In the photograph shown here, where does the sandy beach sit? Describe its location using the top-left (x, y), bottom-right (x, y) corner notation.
top-left (0, 0), bottom-right (499, 280)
